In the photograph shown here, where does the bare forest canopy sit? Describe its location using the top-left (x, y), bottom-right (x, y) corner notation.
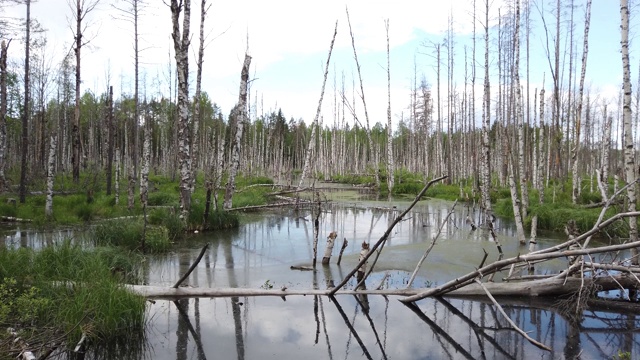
top-left (0, 0), bottom-right (635, 212)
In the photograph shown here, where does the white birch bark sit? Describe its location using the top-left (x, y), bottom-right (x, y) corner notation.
top-left (115, 148), bottom-right (120, 205)
top-left (0, 40), bottom-right (7, 191)
top-left (508, 152), bottom-right (527, 245)
top-left (600, 105), bottom-right (611, 198)
top-left (191, 0), bottom-right (208, 192)
top-left (140, 116), bottom-right (150, 208)
top-left (530, 88), bottom-right (546, 250)
top-left (481, 0), bottom-right (492, 215)
top-left (322, 231), bottom-right (337, 265)
top-left (223, 53), bottom-right (251, 210)
top-left (572, 0), bottom-right (592, 204)
top-left (514, 0), bottom-right (528, 220)
top-left (620, 0), bottom-right (638, 254)
top-left (170, 0), bottom-right (193, 220)
top-left (385, 19), bottom-right (394, 195)
top-left (298, 22), bottom-right (338, 189)
top-left (45, 134), bottom-right (57, 219)
top-left (213, 126), bottom-right (225, 211)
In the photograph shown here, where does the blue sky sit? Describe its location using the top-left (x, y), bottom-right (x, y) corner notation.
top-left (2, 0), bottom-right (633, 129)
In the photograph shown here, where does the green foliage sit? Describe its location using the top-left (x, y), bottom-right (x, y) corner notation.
top-left (261, 279), bottom-right (274, 289)
top-left (92, 218), bottom-right (171, 253)
top-left (92, 219), bottom-right (143, 249)
top-left (232, 187), bottom-right (268, 208)
top-left (206, 210), bottom-right (240, 230)
top-left (75, 203), bottom-right (96, 222)
top-left (0, 278), bottom-right (51, 324)
top-left (612, 350), bottom-right (632, 360)
top-left (0, 243), bottom-right (146, 343)
top-left (331, 173), bottom-right (375, 186)
top-left (145, 225), bottom-right (172, 253)
top-left (238, 175), bottom-right (274, 186)
top-left (149, 208), bottom-right (184, 241)
top-left (0, 201), bottom-right (17, 217)
top-left (424, 184), bottom-right (462, 201)
top-left (148, 191), bottom-right (178, 206)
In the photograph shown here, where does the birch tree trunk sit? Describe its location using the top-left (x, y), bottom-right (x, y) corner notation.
top-left (191, 0), bottom-right (209, 191)
top-left (322, 231), bottom-right (337, 265)
top-left (170, 0), bottom-right (193, 220)
top-left (508, 152), bottom-right (527, 245)
top-left (601, 105), bottom-right (611, 190)
top-left (45, 134), bottom-right (57, 219)
top-left (106, 86), bottom-right (114, 195)
top-left (620, 0), bottom-right (638, 261)
top-left (0, 40), bottom-right (8, 192)
top-left (223, 53), bottom-right (251, 210)
top-left (298, 22), bottom-right (337, 189)
top-left (385, 19), bottom-right (394, 195)
top-left (530, 87), bottom-right (546, 251)
top-left (213, 125), bottom-right (225, 211)
top-left (572, 0), bottom-right (592, 204)
top-left (19, 0), bottom-right (31, 204)
top-left (514, 0), bottom-right (528, 220)
top-left (115, 148), bottom-right (120, 205)
top-left (480, 0), bottom-right (492, 216)
top-left (140, 112), bottom-right (150, 208)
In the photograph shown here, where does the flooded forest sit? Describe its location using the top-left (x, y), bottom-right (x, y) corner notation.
top-left (2, 0), bottom-right (640, 359)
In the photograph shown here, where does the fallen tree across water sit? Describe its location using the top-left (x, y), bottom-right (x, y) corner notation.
top-left (125, 272), bottom-right (639, 300)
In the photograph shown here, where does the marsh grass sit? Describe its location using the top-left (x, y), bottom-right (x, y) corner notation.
top-left (0, 242), bottom-right (146, 347)
top-left (92, 218), bottom-right (172, 253)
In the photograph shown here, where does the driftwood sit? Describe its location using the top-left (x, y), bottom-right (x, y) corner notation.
top-left (0, 216), bottom-right (32, 223)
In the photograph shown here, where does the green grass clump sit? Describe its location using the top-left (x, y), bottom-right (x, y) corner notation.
top-left (232, 188), bottom-right (268, 208)
top-left (0, 242), bottom-right (146, 346)
top-left (148, 191), bottom-right (178, 206)
top-left (145, 225), bottom-right (172, 253)
top-left (331, 173), bottom-right (375, 186)
top-left (92, 218), bottom-right (172, 253)
top-left (391, 181), bottom-right (424, 195)
top-left (0, 201), bottom-right (17, 217)
top-left (206, 210), bottom-right (240, 230)
top-left (424, 184), bottom-right (462, 201)
top-left (149, 208), bottom-right (184, 241)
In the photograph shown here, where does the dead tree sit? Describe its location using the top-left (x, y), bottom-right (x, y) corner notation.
top-left (223, 53), bottom-right (251, 210)
top-left (0, 40), bottom-right (8, 192)
top-left (298, 21), bottom-right (337, 189)
top-left (70, 0), bottom-right (100, 184)
top-left (620, 0), bottom-right (638, 263)
top-left (170, 0), bottom-right (192, 220)
top-left (571, 0), bottom-right (593, 204)
top-left (19, 0), bottom-right (31, 203)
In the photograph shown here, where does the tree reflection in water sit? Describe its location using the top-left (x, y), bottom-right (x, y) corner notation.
top-left (28, 201), bottom-right (640, 359)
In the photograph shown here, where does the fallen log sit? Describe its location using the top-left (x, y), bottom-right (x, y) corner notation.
top-left (125, 284), bottom-right (421, 300)
top-left (227, 200), bottom-right (321, 212)
top-left (124, 273), bottom-right (639, 300)
top-left (0, 216), bottom-right (32, 223)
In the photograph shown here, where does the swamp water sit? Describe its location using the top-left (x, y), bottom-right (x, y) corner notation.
top-left (3, 196), bottom-right (639, 359)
